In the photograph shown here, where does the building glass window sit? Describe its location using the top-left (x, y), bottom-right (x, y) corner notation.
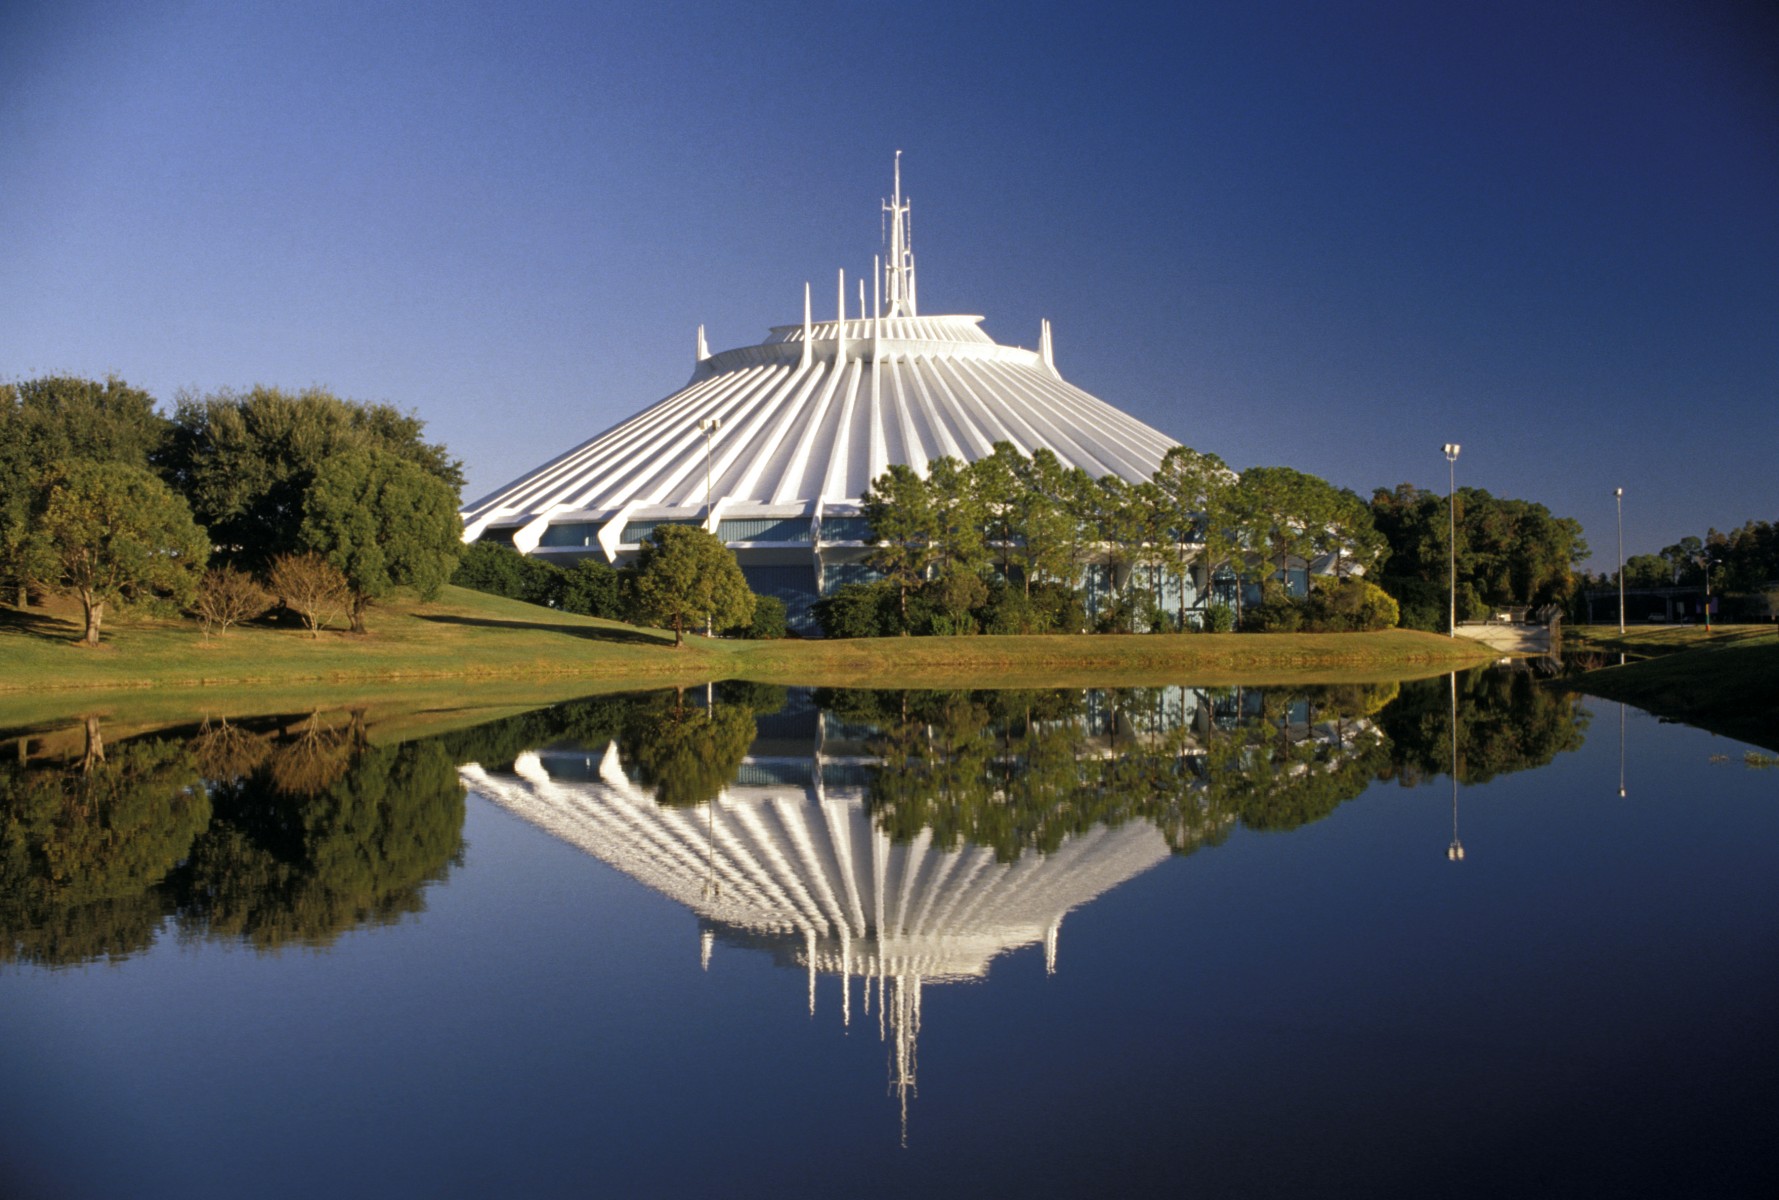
top-left (818, 516), bottom-right (874, 543)
top-left (621, 519), bottom-right (698, 544)
top-left (537, 522), bottom-right (599, 547)
top-left (717, 517), bottom-right (812, 543)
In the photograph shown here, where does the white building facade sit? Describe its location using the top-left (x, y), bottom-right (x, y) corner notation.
top-left (460, 158), bottom-right (1191, 629)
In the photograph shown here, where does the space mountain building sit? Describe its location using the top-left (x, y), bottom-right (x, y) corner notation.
top-left (460, 158), bottom-right (1184, 629)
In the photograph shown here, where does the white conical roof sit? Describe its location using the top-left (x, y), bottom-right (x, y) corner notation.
top-left (461, 163), bottom-right (1178, 546)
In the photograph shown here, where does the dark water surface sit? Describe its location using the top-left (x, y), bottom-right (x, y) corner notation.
top-left (3, 673), bottom-right (1775, 1198)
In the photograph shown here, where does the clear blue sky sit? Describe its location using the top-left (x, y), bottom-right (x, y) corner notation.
top-left (3, 0), bottom-right (1774, 565)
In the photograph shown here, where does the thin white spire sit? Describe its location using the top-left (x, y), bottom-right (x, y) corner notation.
top-left (696, 324), bottom-right (710, 363)
top-left (883, 151), bottom-right (918, 318)
top-left (801, 283), bottom-right (813, 369)
top-left (835, 268), bottom-right (847, 362)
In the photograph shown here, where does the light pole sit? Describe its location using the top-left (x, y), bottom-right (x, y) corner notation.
top-left (1703, 552), bottom-right (1713, 633)
top-left (699, 417), bottom-right (721, 636)
top-left (1615, 487), bottom-right (1625, 634)
top-left (1443, 443), bottom-right (1461, 636)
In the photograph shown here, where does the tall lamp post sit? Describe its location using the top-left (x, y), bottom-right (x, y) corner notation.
top-left (1615, 487), bottom-right (1625, 634)
top-left (1443, 443), bottom-right (1461, 636)
top-left (699, 417), bottom-right (721, 636)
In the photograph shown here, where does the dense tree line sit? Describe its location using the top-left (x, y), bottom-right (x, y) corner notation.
top-left (1600, 520), bottom-right (1778, 619)
top-left (1, 376), bottom-right (465, 640)
top-left (1369, 483), bottom-right (1588, 630)
top-left (819, 442), bottom-right (1395, 637)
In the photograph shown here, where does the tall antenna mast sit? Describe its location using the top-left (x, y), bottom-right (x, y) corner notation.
top-left (882, 151), bottom-right (918, 318)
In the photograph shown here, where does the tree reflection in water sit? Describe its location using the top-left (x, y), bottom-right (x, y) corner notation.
top-left (1, 710), bottom-right (465, 966)
top-left (0, 720), bottom-right (209, 965)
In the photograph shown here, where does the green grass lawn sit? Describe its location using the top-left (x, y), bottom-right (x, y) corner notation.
top-left (1562, 624), bottom-right (1779, 753)
top-left (0, 585), bottom-right (1497, 731)
top-left (1565, 622), bottom-right (1776, 656)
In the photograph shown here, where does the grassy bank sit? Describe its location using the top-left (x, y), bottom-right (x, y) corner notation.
top-left (1563, 625), bottom-right (1779, 753)
top-left (1564, 623), bottom-right (1775, 657)
top-left (1, 585), bottom-right (1496, 704)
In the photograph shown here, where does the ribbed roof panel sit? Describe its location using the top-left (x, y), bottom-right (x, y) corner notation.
top-left (462, 321), bottom-right (1178, 531)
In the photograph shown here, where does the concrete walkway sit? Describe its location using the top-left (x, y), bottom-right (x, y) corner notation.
top-left (1454, 622), bottom-right (1554, 655)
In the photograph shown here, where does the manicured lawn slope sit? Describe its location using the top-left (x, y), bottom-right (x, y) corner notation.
top-left (1563, 629), bottom-right (1779, 753)
top-left (1, 585), bottom-right (1495, 703)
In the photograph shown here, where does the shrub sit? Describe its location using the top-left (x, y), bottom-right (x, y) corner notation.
top-left (726, 594), bottom-right (787, 639)
top-left (1032, 581), bottom-right (1087, 633)
top-left (813, 581), bottom-right (900, 638)
top-left (1202, 602), bottom-right (1236, 633)
top-left (1243, 580), bottom-right (1302, 632)
top-left (452, 540), bottom-right (533, 598)
top-left (192, 566), bottom-right (273, 636)
top-left (553, 558), bottom-right (624, 619)
top-left (1305, 578), bottom-right (1400, 631)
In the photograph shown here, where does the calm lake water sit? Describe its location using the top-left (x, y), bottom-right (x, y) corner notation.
top-left (3, 671), bottom-right (1775, 1198)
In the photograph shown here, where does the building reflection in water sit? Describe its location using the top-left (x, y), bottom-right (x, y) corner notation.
top-left (460, 687), bottom-right (1384, 1143)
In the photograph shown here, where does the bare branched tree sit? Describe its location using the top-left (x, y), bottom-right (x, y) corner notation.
top-left (266, 553), bottom-right (350, 638)
top-left (191, 566), bottom-right (273, 637)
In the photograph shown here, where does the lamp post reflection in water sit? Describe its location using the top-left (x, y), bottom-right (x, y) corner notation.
top-left (1618, 701), bottom-right (1628, 799)
top-left (1447, 671), bottom-right (1465, 861)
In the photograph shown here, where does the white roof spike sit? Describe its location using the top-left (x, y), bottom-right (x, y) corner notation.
top-left (835, 268), bottom-right (847, 362)
top-left (883, 152), bottom-right (917, 318)
top-left (1039, 318), bottom-right (1059, 378)
top-left (696, 324), bottom-right (710, 363)
top-left (801, 283), bottom-right (813, 369)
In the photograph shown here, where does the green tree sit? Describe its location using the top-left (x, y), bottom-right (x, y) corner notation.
top-left (969, 442), bottom-right (1025, 585)
top-left (920, 456), bottom-right (991, 632)
top-left (159, 386), bottom-right (462, 569)
top-left (1316, 486), bottom-right (1387, 582)
top-left (299, 448), bottom-right (463, 632)
top-left (1232, 466), bottom-right (1326, 591)
top-left (1620, 554), bottom-right (1671, 588)
top-left (1153, 445), bottom-right (1236, 628)
top-left (861, 463), bottom-right (938, 628)
top-left (1011, 449), bottom-right (1082, 598)
top-left (629, 524), bottom-right (754, 646)
top-left (26, 461), bottom-right (209, 645)
top-left (1, 376), bottom-right (170, 607)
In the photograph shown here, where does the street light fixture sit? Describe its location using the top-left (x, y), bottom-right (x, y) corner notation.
top-left (1615, 487), bottom-right (1625, 634)
top-left (1443, 443), bottom-right (1461, 637)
